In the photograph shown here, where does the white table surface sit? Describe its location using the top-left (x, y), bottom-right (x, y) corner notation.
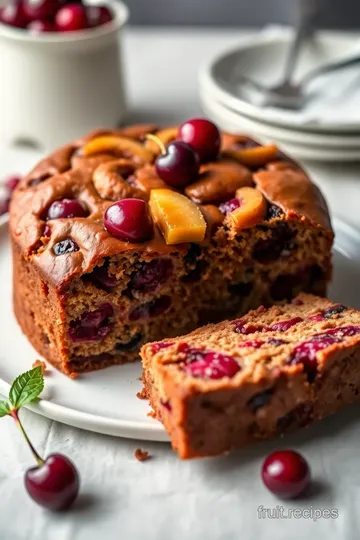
top-left (1, 28), bottom-right (360, 540)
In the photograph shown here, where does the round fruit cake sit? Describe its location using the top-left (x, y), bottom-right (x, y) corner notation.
top-left (9, 119), bottom-right (333, 376)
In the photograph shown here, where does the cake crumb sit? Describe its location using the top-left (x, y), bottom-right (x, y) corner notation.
top-left (147, 410), bottom-right (156, 419)
top-left (32, 360), bottom-right (48, 374)
top-left (136, 388), bottom-right (147, 400)
top-left (134, 448), bottom-right (151, 462)
top-left (69, 372), bottom-right (79, 379)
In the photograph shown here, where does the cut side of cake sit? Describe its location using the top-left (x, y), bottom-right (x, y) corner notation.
top-left (10, 122), bottom-right (333, 376)
top-left (141, 294), bottom-right (360, 458)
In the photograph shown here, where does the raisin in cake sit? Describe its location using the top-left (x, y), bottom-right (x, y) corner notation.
top-left (10, 121), bottom-right (333, 376)
top-left (141, 294), bottom-right (360, 458)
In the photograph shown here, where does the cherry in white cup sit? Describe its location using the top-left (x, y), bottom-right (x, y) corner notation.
top-left (0, 0), bottom-right (128, 150)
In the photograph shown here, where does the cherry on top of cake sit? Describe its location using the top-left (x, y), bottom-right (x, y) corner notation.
top-left (10, 118), bottom-right (333, 287)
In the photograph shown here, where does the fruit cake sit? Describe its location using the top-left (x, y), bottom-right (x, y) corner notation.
top-left (141, 294), bottom-right (360, 459)
top-left (10, 119), bottom-right (333, 376)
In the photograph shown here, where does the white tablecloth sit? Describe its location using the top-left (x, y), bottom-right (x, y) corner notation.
top-left (1, 28), bottom-right (360, 540)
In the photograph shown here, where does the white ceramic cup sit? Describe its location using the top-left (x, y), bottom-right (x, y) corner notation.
top-left (0, 0), bottom-right (129, 151)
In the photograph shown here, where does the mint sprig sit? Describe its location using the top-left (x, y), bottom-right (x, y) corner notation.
top-left (9, 366), bottom-right (44, 410)
top-left (1, 366), bottom-right (45, 465)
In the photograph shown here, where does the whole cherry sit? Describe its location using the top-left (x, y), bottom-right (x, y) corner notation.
top-left (178, 118), bottom-right (221, 162)
top-left (104, 199), bottom-right (153, 242)
top-left (55, 3), bottom-right (88, 32)
top-left (0, 366), bottom-right (80, 511)
top-left (87, 5), bottom-right (113, 27)
top-left (27, 18), bottom-right (54, 32)
top-left (261, 449), bottom-right (311, 498)
top-left (25, 453), bottom-right (80, 511)
top-left (0, 1), bottom-right (28, 28)
top-left (47, 198), bottom-right (88, 220)
top-left (23, 0), bottom-right (60, 21)
top-left (148, 134), bottom-right (200, 188)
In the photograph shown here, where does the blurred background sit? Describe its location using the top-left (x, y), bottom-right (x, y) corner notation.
top-left (128, 0), bottom-right (360, 28)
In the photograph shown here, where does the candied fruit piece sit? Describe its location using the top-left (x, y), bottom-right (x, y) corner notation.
top-left (225, 187), bottom-right (267, 231)
top-left (82, 136), bottom-right (153, 163)
top-left (234, 320), bottom-right (264, 334)
top-left (224, 144), bottom-right (278, 167)
top-left (149, 189), bottom-right (206, 245)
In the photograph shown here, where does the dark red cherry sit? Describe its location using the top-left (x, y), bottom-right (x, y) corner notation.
top-left (23, 0), bottom-right (59, 20)
top-left (261, 450), bottom-right (311, 499)
top-left (27, 18), bottom-right (54, 32)
top-left (155, 141), bottom-right (199, 188)
top-left (55, 3), bottom-right (88, 32)
top-left (178, 118), bottom-right (221, 162)
top-left (104, 199), bottom-right (153, 242)
top-left (25, 453), bottom-right (80, 511)
top-left (47, 199), bottom-right (88, 220)
top-left (0, 1), bottom-right (28, 28)
top-left (87, 5), bottom-right (113, 27)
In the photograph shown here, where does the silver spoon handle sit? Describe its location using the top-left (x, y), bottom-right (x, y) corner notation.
top-left (282, 23), bottom-right (311, 84)
top-left (302, 54), bottom-right (360, 85)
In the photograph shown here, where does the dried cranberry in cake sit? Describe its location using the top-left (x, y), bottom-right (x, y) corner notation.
top-left (47, 199), bottom-right (88, 220)
top-left (183, 347), bottom-right (240, 380)
top-left (160, 399), bottom-right (172, 412)
top-left (218, 198), bottom-right (241, 215)
top-left (238, 339), bottom-right (264, 348)
top-left (253, 223), bottom-right (294, 263)
top-left (90, 262), bottom-right (118, 289)
top-left (104, 199), bottom-right (153, 242)
top-left (151, 342), bottom-right (174, 354)
top-left (247, 388), bottom-right (274, 412)
top-left (178, 118), bottom-right (221, 162)
top-left (286, 333), bottom-right (341, 382)
top-left (234, 320), bottom-right (263, 334)
top-left (325, 325), bottom-right (360, 338)
top-left (323, 304), bottom-right (347, 318)
top-left (42, 224), bottom-right (51, 238)
top-left (129, 296), bottom-right (171, 321)
top-left (268, 317), bottom-right (303, 332)
top-left (268, 338), bottom-right (287, 346)
top-left (154, 141), bottom-right (200, 188)
top-left (130, 259), bottom-right (173, 293)
top-left (69, 303), bottom-right (113, 342)
top-left (53, 239), bottom-right (79, 255)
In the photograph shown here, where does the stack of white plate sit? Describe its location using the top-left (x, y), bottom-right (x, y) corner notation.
top-left (199, 29), bottom-right (360, 162)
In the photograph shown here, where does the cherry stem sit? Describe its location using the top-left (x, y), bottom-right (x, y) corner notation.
top-left (10, 409), bottom-right (44, 467)
top-left (145, 133), bottom-right (166, 155)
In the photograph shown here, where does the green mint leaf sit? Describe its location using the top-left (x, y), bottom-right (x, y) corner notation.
top-left (0, 400), bottom-right (10, 417)
top-left (9, 367), bottom-right (44, 410)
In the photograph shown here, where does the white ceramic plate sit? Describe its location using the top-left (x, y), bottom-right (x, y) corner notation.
top-left (201, 90), bottom-right (360, 162)
top-left (0, 217), bottom-right (359, 441)
top-left (200, 85), bottom-right (360, 149)
top-left (200, 30), bottom-right (360, 134)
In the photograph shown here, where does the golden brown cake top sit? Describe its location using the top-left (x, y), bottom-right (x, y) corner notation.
top-left (9, 123), bottom-right (333, 289)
